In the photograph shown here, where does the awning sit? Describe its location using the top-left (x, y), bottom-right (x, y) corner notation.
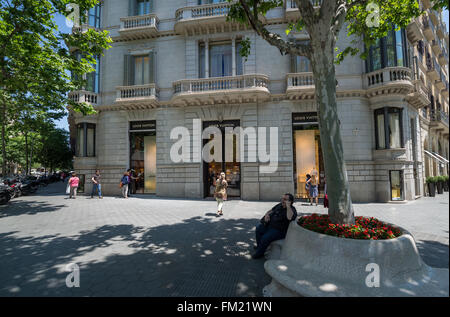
top-left (424, 150), bottom-right (449, 165)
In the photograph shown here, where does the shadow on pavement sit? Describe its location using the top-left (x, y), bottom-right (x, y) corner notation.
top-left (0, 216), bottom-right (270, 297)
top-left (415, 240), bottom-right (449, 269)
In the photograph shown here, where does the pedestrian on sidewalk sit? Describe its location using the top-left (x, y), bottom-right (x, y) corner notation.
top-left (252, 193), bottom-right (297, 259)
top-left (91, 170), bottom-right (103, 199)
top-left (323, 177), bottom-right (328, 208)
top-left (305, 174), bottom-right (311, 202)
top-left (309, 168), bottom-right (319, 206)
top-left (214, 172), bottom-right (227, 216)
top-left (120, 171), bottom-right (129, 199)
top-left (68, 172), bottom-right (79, 199)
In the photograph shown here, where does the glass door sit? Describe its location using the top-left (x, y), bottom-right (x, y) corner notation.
top-left (203, 120), bottom-right (240, 198)
top-left (293, 125), bottom-right (324, 199)
top-left (390, 170), bottom-right (404, 201)
top-left (130, 132), bottom-right (156, 194)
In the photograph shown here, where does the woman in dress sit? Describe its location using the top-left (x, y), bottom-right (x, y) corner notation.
top-left (214, 172), bottom-right (228, 216)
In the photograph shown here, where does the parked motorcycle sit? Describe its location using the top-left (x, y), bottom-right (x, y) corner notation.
top-left (0, 184), bottom-right (13, 205)
top-left (2, 178), bottom-right (21, 199)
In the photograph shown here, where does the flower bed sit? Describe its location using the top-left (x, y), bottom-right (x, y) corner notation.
top-left (297, 214), bottom-right (402, 240)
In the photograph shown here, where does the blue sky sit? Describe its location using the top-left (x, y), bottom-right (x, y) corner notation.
top-left (54, 8), bottom-right (450, 131)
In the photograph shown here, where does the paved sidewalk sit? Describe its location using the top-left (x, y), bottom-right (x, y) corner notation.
top-left (0, 182), bottom-right (448, 296)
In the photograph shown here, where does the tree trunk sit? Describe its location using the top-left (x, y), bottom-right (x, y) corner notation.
top-left (1, 101), bottom-right (6, 177)
top-left (310, 40), bottom-right (355, 225)
top-left (25, 130), bottom-right (29, 175)
top-left (29, 136), bottom-right (34, 175)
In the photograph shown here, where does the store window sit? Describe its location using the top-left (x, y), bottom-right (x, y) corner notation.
top-left (366, 26), bottom-right (408, 72)
top-left (374, 107), bottom-right (403, 150)
top-left (390, 170), bottom-right (404, 201)
top-left (76, 123), bottom-right (96, 157)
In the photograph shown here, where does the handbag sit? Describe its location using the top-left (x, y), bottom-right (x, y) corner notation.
top-left (119, 181), bottom-right (123, 188)
top-left (66, 183), bottom-right (70, 194)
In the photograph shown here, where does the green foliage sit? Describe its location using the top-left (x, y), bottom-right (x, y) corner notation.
top-left (426, 176), bottom-right (437, 183)
top-left (436, 175), bottom-right (445, 182)
top-left (0, 0), bottom-right (111, 174)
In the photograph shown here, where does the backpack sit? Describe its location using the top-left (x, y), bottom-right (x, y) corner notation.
top-left (121, 176), bottom-right (129, 185)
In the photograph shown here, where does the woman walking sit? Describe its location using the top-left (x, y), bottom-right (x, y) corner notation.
top-left (214, 172), bottom-right (228, 216)
top-left (121, 171), bottom-right (129, 198)
top-left (309, 172), bottom-right (319, 206)
top-left (305, 174), bottom-right (311, 202)
top-left (68, 172), bottom-right (79, 199)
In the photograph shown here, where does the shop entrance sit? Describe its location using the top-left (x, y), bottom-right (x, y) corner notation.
top-left (203, 120), bottom-right (241, 198)
top-left (129, 121), bottom-right (156, 194)
top-left (292, 113), bottom-right (325, 200)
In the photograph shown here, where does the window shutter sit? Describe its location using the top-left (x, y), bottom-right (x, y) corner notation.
top-left (290, 54), bottom-right (296, 73)
top-left (149, 51), bottom-right (156, 84)
top-left (129, 0), bottom-right (136, 16)
top-left (149, 0), bottom-right (154, 13)
top-left (124, 55), bottom-right (135, 86)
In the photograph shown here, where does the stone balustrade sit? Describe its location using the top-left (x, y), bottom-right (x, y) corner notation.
top-left (176, 1), bottom-right (232, 21)
top-left (173, 74), bottom-right (269, 94)
top-left (116, 84), bottom-right (158, 102)
top-left (68, 90), bottom-right (98, 105)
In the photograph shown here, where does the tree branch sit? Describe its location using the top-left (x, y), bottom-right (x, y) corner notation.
top-left (238, 0), bottom-right (311, 57)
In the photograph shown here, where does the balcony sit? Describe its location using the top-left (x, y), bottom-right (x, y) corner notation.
top-left (364, 67), bottom-right (413, 98)
top-left (68, 90), bottom-right (98, 106)
top-left (435, 73), bottom-right (446, 90)
top-left (426, 58), bottom-right (440, 81)
top-left (285, 0), bottom-right (322, 22)
top-left (175, 2), bottom-right (244, 36)
top-left (172, 74), bottom-right (270, 106)
top-left (441, 81), bottom-right (449, 98)
top-left (438, 50), bottom-right (448, 66)
top-left (113, 84), bottom-right (159, 109)
top-left (431, 39), bottom-right (443, 56)
top-left (406, 18), bottom-right (423, 44)
top-left (430, 110), bottom-right (449, 131)
top-left (406, 79), bottom-right (430, 109)
top-left (422, 16), bottom-right (434, 41)
top-left (286, 73), bottom-right (315, 100)
top-left (118, 14), bottom-right (159, 41)
top-left (428, 9), bottom-right (439, 27)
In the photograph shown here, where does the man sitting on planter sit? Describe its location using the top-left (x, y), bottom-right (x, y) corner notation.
top-left (252, 193), bottom-right (297, 259)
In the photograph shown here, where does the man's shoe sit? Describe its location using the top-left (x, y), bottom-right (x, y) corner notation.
top-left (251, 253), bottom-right (263, 259)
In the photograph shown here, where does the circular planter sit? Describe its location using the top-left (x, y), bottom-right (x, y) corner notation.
top-left (263, 221), bottom-right (449, 297)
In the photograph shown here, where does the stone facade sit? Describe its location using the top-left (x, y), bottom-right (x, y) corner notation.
top-left (69, 0), bottom-right (449, 202)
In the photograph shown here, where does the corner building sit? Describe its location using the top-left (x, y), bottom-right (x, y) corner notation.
top-left (68, 0), bottom-right (449, 202)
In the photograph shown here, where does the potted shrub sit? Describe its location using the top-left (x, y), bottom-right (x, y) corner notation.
top-left (443, 176), bottom-right (449, 192)
top-left (426, 176), bottom-right (436, 197)
top-left (436, 176), bottom-right (445, 194)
